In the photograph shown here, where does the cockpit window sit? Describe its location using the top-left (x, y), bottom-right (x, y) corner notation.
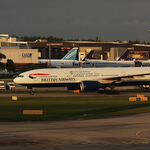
top-left (18, 75), bottom-right (24, 77)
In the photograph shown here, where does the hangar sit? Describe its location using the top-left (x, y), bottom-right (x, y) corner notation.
top-left (0, 34), bottom-right (41, 68)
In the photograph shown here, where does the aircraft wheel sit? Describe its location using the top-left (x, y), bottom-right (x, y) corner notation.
top-left (98, 89), bottom-right (107, 94)
top-left (30, 91), bottom-right (34, 95)
top-left (97, 90), bottom-right (102, 94)
top-left (6, 85), bottom-right (10, 91)
top-left (98, 90), bottom-right (104, 94)
top-left (106, 90), bottom-right (120, 94)
top-left (106, 90), bottom-right (111, 94)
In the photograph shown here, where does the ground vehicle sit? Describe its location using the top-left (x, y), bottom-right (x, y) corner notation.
top-left (0, 81), bottom-right (5, 90)
top-left (6, 82), bottom-right (15, 90)
top-left (140, 85), bottom-right (150, 89)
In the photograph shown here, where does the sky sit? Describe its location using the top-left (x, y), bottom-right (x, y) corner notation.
top-left (0, 0), bottom-right (150, 42)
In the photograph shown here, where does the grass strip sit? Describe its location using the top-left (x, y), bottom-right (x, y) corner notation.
top-left (0, 96), bottom-right (150, 121)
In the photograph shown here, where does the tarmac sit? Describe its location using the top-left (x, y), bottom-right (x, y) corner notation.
top-left (2, 91), bottom-right (150, 98)
top-left (1, 84), bottom-right (150, 97)
top-left (1, 113), bottom-right (150, 149)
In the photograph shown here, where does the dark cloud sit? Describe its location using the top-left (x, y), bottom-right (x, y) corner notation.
top-left (0, 0), bottom-right (150, 42)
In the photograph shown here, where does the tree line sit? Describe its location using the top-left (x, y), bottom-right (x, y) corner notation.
top-left (0, 53), bottom-right (15, 73)
top-left (0, 53), bottom-right (38, 74)
top-left (12, 35), bottom-right (64, 42)
top-left (11, 35), bottom-right (150, 44)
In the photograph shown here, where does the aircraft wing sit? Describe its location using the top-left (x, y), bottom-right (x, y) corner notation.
top-left (99, 72), bottom-right (150, 84)
top-left (78, 72), bottom-right (150, 84)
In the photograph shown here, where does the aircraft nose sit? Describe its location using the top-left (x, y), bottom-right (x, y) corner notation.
top-left (13, 77), bottom-right (16, 83)
top-left (13, 77), bottom-right (19, 84)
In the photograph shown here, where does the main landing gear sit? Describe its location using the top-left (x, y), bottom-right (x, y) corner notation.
top-left (97, 89), bottom-right (120, 94)
top-left (97, 83), bottom-right (120, 94)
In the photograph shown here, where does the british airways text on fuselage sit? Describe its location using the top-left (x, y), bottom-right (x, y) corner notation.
top-left (41, 78), bottom-right (75, 82)
top-left (36, 71), bottom-right (101, 82)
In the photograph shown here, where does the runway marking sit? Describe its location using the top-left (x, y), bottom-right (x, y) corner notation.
top-left (136, 129), bottom-right (150, 140)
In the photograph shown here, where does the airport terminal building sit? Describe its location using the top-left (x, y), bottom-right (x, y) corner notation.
top-left (1, 34), bottom-right (150, 68)
top-left (0, 34), bottom-right (41, 68)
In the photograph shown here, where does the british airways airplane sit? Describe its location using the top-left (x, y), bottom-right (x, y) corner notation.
top-left (14, 67), bottom-right (150, 95)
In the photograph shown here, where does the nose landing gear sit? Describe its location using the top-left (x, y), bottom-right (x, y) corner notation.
top-left (27, 86), bottom-right (34, 95)
top-left (30, 90), bottom-right (34, 95)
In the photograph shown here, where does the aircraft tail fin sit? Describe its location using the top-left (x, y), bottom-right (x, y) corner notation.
top-left (118, 49), bottom-right (129, 61)
top-left (83, 50), bottom-right (94, 61)
top-left (62, 47), bottom-right (78, 60)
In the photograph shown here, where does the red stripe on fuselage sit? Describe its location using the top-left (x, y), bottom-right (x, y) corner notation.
top-left (29, 73), bottom-right (50, 76)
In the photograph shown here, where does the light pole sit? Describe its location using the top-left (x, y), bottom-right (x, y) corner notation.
top-left (47, 43), bottom-right (51, 67)
top-left (46, 42), bottom-right (62, 67)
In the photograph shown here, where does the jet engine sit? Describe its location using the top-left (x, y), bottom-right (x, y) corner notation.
top-left (135, 61), bottom-right (142, 66)
top-left (80, 81), bottom-right (100, 91)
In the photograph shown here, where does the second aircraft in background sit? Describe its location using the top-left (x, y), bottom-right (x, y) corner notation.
top-left (38, 48), bottom-right (150, 68)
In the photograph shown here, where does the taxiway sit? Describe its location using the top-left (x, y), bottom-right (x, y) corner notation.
top-left (1, 113), bottom-right (150, 149)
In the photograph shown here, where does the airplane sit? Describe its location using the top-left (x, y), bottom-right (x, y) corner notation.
top-left (117, 49), bottom-right (150, 67)
top-left (38, 47), bottom-right (81, 68)
top-left (81, 59), bottom-right (142, 67)
top-left (82, 50), bottom-right (95, 61)
top-left (38, 48), bottom-right (143, 68)
top-left (117, 49), bottom-right (130, 61)
top-left (140, 59), bottom-right (150, 66)
top-left (38, 48), bottom-right (96, 68)
top-left (14, 67), bottom-right (150, 95)
top-left (81, 49), bottom-right (142, 67)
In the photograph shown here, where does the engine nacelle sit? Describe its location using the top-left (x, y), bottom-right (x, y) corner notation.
top-left (80, 81), bottom-right (100, 91)
top-left (135, 61), bottom-right (142, 66)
